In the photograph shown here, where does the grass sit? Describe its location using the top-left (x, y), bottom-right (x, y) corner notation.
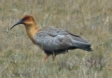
top-left (0, 0), bottom-right (112, 78)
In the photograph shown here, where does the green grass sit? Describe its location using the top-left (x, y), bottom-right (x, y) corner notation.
top-left (0, 0), bottom-right (112, 78)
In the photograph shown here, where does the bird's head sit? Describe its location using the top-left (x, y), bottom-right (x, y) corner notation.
top-left (10, 15), bottom-right (36, 30)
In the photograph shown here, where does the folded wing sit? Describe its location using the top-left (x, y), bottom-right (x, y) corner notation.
top-left (34, 26), bottom-right (92, 53)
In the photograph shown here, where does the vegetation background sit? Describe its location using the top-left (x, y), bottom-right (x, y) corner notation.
top-left (0, 0), bottom-right (112, 78)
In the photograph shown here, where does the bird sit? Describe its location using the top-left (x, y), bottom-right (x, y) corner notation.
top-left (10, 15), bottom-right (92, 61)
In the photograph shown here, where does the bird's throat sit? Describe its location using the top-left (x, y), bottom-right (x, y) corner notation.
top-left (25, 25), bottom-right (39, 44)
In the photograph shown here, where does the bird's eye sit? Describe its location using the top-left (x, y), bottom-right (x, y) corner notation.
top-left (22, 17), bottom-right (29, 21)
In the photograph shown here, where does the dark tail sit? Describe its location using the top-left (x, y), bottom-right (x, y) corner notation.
top-left (74, 43), bottom-right (92, 51)
top-left (84, 47), bottom-right (92, 51)
top-left (80, 44), bottom-right (92, 51)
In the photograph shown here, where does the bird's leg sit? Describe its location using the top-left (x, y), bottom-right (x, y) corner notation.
top-left (44, 55), bottom-right (50, 61)
top-left (52, 55), bottom-right (56, 61)
top-left (41, 55), bottom-right (50, 64)
top-left (52, 54), bottom-right (56, 61)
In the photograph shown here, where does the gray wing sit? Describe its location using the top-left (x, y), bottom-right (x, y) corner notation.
top-left (34, 26), bottom-right (91, 51)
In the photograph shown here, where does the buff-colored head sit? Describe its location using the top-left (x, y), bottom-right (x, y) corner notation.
top-left (10, 15), bottom-right (36, 30)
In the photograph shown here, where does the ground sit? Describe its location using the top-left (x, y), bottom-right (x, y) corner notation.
top-left (0, 0), bottom-right (112, 78)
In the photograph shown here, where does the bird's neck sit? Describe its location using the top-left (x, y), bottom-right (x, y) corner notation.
top-left (25, 24), bottom-right (39, 44)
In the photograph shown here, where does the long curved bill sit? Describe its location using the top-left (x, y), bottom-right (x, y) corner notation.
top-left (10, 19), bottom-right (23, 30)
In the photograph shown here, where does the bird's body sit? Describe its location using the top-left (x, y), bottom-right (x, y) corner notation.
top-left (10, 15), bottom-right (92, 61)
top-left (33, 26), bottom-right (91, 55)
